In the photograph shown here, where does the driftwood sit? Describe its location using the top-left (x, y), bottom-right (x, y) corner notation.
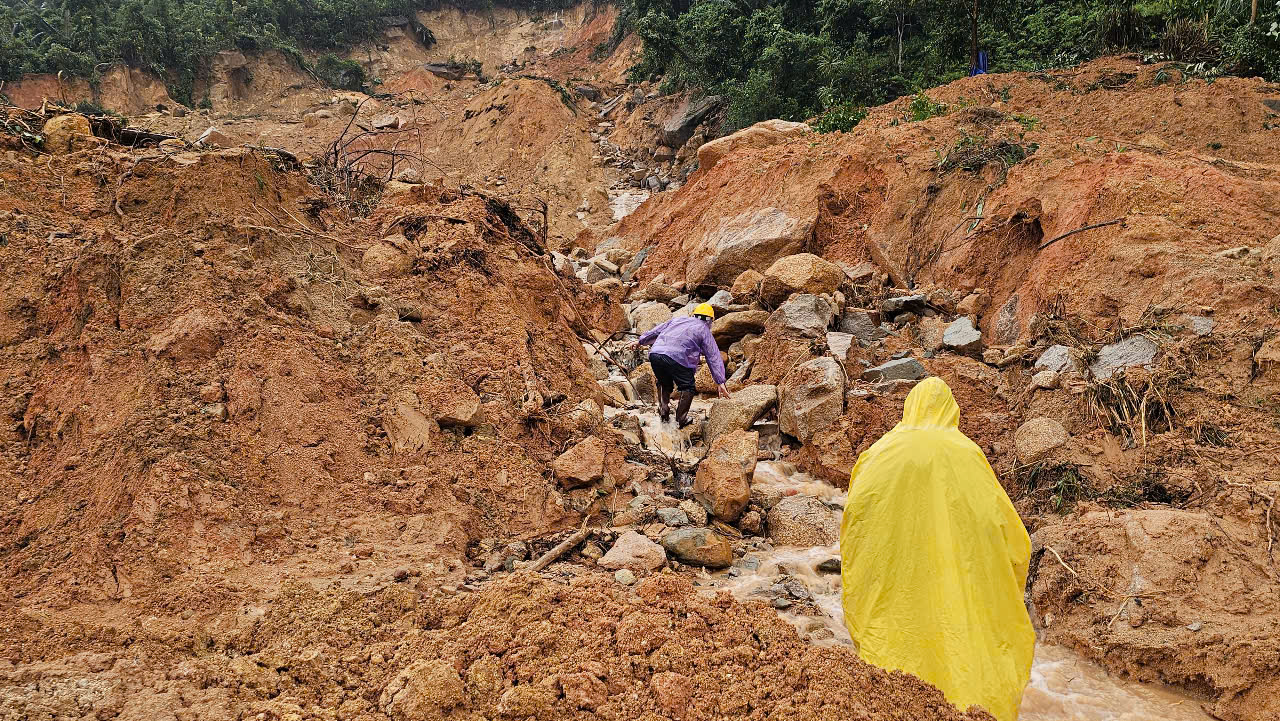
top-left (526, 529), bottom-right (589, 573)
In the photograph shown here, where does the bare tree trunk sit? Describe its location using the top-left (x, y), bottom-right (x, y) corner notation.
top-left (1251, 0), bottom-right (1259, 25)
top-left (897, 13), bottom-right (905, 74)
top-left (970, 0), bottom-right (979, 70)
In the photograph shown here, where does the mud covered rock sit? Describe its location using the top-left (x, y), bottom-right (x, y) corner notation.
top-left (42, 113), bottom-right (93, 154)
top-left (706, 384), bottom-right (777, 444)
top-left (553, 436), bottom-right (606, 488)
top-left (380, 659), bottom-right (464, 720)
top-left (599, 530), bottom-right (666, 571)
top-left (697, 119), bottom-right (811, 172)
top-left (1090, 336), bottom-right (1160, 380)
top-left (650, 671), bottom-right (695, 716)
top-left (685, 207), bottom-right (814, 288)
top-left (712, 310), bottom-right (770, 347)
top-left (730, 268), bottom-right (764, 299)
top-left (693, 429), bottom-right (758, 522)
top-left (760, 253), bottom-right (844, 306)
top-left (767, 293), bottom-right (835, 339)
top-left (1015, 417), bottom-right (1068, 463)
top-left (779, 357), bottom-right (844, 444)
top-left (560, 672), bottom-right (608, 710)
top-left (767, 495), bottom-right (839, 546)
top-left (661, 527), bottom-right (733, 568)
top-left (146, 308), bottom-right (228, 362)
top-left (422, 378), bottom-right (483, 428)
top-left (496, 685), bottom-right (557, 718)
top-left (363, 237), bottom-right (413, 278)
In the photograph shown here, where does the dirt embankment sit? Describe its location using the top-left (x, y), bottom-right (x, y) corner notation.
top-left (608, 56), bottom-right (1280, 720)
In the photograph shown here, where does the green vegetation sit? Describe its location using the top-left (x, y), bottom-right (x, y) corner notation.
top-left (0, 0), bottom-right (578, 105)
top-left (622, 0), bottom-right (1280, 131)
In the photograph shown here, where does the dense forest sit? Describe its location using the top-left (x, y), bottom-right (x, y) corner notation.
top-left (2, 0), bottom-right (1280, 126)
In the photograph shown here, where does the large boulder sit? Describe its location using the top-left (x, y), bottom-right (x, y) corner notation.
top-left (552, 436), bottom-right (606, 488)
top-left (767, 496), bottom-right (839, 546)
top-left (862, 357), bottom-right (926, 382)
top-left (598, 530), bottom-right (667, 571)
top-left (1090, 336), bottom-right (1160, 380)
top-left (1014, 417), bottom-right (1069, 463)
top-left (42, 113), bottom-right (93, 154)
top-left (730, 269), bottom-right (764, 299)
top-left (706, 385), bottom-right (777, 444)
top-left (767, 294), bottom-right (835, 339)
top-left (685, 208), bottom-right (814, 288)
top-left (693, 430), bottom-right (758, 522)
top-left (697, 119), bottom-right (811, 172)
top-left (712, 310), bottom-right (770, 348)
top-left (778, 357), bottom-right (844, 444)
top-left (636, 280), bottom-right (680, 303)
top-left (759, 253), bottom-right (844, 306)
top-left (630, 301), bottom-right (672, 334)
top-left (661, 528), bottom-right (733, 568)
top-left (660, 95), bottom-right (721, 147)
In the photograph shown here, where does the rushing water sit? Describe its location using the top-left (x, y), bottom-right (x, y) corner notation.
top-left (703, 461), bottom-right (1212, 721)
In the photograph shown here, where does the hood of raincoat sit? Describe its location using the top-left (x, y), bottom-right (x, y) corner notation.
top-left (840, 376), bottom-right (1034, 721)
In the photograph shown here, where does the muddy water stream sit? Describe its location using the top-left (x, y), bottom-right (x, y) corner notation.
top-left (704, 461), bottom-right (1212, 721)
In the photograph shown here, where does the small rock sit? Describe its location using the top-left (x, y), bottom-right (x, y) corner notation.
top-left (862, 357), bottom-right (926, 382)
top-left (1031, 370), bottom-right (1059, 390)
top-left (1090, 336), bottom-right (1160, 380)
top-left (773, 597), bottom-right (793, 609)
top-left (1034, 345), bottom-right (1074, 373)
top-left (881, 294), bottom-right (926, 316)
top-left (372, 114), bottom-right (402, 130)
top-left (694, 430), bottom-right (758, 522)
top-left (1014, 417), bottom-right (1069, 463)
top-left (817, 557), bottom-right (841, 574)
top-left (552, 436), bottom-right (607, 488)
top-left (661, 528), bottom-right (733, 568)
top-left (1182, 315), bottom-right (1215, 337)
top-left (614, 569), bottom-right (637, 585)
top-left (838, 309), bottom-right (885, 343)
top-left (42, 114), bottom-right (94, 154)
top-left (1216, 247), bottom-right (1250, 259)
top-left (766, 496), bottom-right (839, 546)
top-left (731, 269), bottom-right (764, 298)
top-left (599, 530), bottom-right (667, 571)
top-left (982, 348), bottom-right (1004, 365)
top-left (759, 253), bottom-right (844, 306)
top-left (679, 499), bottom-right (708, 526)
top-left (196, 126), bottom-right (233, 148)
top-left (738, 509), bottom-right (763, 535)
top-left (1186, 621), bottom-right (1203, 632)
top-left (942, 316), bottom-right (984, 356)
top-left (656, 507), bottom-right (690, 526)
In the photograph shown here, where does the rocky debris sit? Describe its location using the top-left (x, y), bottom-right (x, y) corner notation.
top-left (679, 499), bottom-right (708, 526)
top-left (599, 531), bottom-right (667, 571)
top-left (731, 269), bottom-right (764, 299)
top-left (693, 430), bottom-right (758, 522)
top-left (817, 557), bottom-right (841, 573)
top-left (1034, 344), bottom-right (1075, 373)
top-left (838, 310), bottom-right (886, 343)
top-left (767, 496), bottom-right (839, 546)
top-left (712, 310), bottom-right (770, 347)
top-left (661, 527), bottom-right (733, 568)
top-left (1031, 370), bottom-right (1059, 390)
top-left (1090, 335), bottom-right (1160, 380)
top-left (1015, 417), bottom-right (1069, 463)
top-left (363, 237), bottom-right (413, 278)
top-left (660, 95), bottom-right (721, 148)
top-left (42, 113), bottom-right (93, 154)
top-left (826, 332), bottom-right (854, 361)
top-left (614, 569), bottom-right (637, 585)
top-left (697, 119), bottom-right (811, 172)
top-left (552, 436), bottom-right (606, 488)
top-left (768, 293), bottom-right (835, 339)
top-left (706, 384), bottom-right (778, 443)
top-left (708, 289), bottom-right (736, 316)
top-left (881, 294), bottom-right (926, 316)
top-left (779, 357), bottom-right (845, 444)
top-left (656, 507), bottom-right (690, 526)
top-left (862, 357), bottom-right (926, 382)
top-left (636, 280), bottom-right (680, 303)
top-left (483, 541), bottom-right (530, 572)
top-left (196, 126), bottom-right (232, 148)
top-left (685, 207), bottom-right (814, 288)
top-left (759, 253), bottom-right (844, 306)
top-left (630, 301), bottom-right (672, 334)
top-left (380, 659), bottom-right (464, 721)
top-left (942, 316), bottom-right (984, 356)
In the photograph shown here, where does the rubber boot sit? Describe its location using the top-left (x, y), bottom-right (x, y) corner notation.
top-left (675, 391), bottom-right (694, 427)
top-left (658, 385), bottom-right (671, 422)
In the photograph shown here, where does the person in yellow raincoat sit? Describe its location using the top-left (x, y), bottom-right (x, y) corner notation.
top-left (840, 377), bottom-right (1034, 721)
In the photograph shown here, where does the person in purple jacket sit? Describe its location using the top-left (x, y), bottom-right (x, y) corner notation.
top-left (632, 302), bottom-right (729, 426)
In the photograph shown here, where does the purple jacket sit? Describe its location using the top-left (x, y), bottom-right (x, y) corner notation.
top-left (638, 316), bottom-right (726, 385)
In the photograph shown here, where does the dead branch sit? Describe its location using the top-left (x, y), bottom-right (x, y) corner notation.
top-left (526, 529), bottom-right (588, 573)
top-left (1038, 218), bottom-right (1125, 251)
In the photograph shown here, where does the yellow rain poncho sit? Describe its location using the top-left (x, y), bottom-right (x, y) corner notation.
top-left (840, 377), bottom-right (1034, 721)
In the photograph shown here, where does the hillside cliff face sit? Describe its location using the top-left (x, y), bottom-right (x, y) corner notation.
top-left (2, 6), bottom-right (1279, 720)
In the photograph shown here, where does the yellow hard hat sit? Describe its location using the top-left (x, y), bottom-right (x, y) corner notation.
top-left (693, 302), bottom-right (715, 319)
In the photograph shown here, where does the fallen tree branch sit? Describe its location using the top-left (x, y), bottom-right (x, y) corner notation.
top-left (526, 529), bottom-right (588, 573)
top-left (1038, 218), bottom-right (1125, 251)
